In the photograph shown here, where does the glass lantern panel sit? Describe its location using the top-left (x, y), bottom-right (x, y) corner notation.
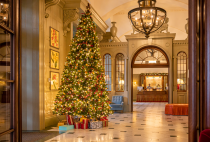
top-left (151, 9), bottom-right (166, 33)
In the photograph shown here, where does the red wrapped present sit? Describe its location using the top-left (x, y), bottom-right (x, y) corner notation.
top-left (81, 123), bottom-right (88, 129)
top-left (74, 122), bottom-right (81, 129)
top-left (100, 117), bottom-right (108, 121)
top-left (103, 120), bottom-right (108, 127)
top-left (66, 115), bottom-right (73, 125)
top-left (83, 119), bottom-right (89, 124)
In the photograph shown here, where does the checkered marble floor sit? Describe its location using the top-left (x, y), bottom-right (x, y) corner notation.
top-left (46, 102), bottom-right (188, 142)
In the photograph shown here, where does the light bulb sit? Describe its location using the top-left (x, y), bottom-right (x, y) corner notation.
top-left (1, 3), bottom-right (3, 5)
top-left (151, 15), bottom-right (153, 18)
top-left (135, 18), bottom-right (137, 20)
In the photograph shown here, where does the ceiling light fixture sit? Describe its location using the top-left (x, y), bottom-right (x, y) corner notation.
top-left (128, 0), bottom-right (167, 38)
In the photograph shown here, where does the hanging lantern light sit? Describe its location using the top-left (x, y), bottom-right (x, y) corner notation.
top-left (128, 0), bottom-right (166, 38)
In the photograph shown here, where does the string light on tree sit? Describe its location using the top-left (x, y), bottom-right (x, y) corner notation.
top-left (53, 3), bottom-right (113, 119)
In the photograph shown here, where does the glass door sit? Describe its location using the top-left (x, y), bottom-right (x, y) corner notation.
top-left (0, 0), bottom-right (20, 141)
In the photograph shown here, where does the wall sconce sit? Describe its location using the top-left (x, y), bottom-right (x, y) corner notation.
top-left (133, 82), bottom-right (137, 86)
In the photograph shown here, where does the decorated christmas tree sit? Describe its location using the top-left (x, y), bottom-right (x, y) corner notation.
top-left (53, 4), bottom-right (113, 119)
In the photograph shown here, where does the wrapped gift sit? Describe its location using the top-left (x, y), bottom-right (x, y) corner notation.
top-left (66, 115), bottom-right (73, 125)
top-left (59, 125), bottom-right (74, 131)
top-left (74, 122), bottom-right (81, 129)
top-left (90, 121), bottom-right (103, 129)
top-left (97, 121), bottom-right (103, 128)
top-left (81, 123), bottom-right (88, 129)
top-left (82, 119), bottom-right (89, 124)
top-left (80, 117), bottom-right (88, 123)
top-left (73, 117), bottom-right (80, 123)
top-left (102, 120), bottom-right (108, 127)
top-left (100, 117), bottom-right (108, 121)
top-left (62, 120), bottom-right (68, 125)
top-left (57, 122), bottom-right (64, 127)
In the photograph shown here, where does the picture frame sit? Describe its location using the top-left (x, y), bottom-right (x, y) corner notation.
top-left (50, 27), bottom-right (59, 49)
top-left (50, 49), bottom-right (60, 70)
top-left (50, 72), bottom-right (60, 90)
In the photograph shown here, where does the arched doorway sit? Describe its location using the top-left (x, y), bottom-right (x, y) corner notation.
top-left (131, 46), bottom-right (170, 111)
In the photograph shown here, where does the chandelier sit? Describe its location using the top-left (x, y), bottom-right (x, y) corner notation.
top-left (128, 0), bottom-right (166, 38)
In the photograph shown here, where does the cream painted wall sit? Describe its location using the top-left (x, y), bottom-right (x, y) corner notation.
top-left (21, 0), bottom-right (45, 131)
top-left (99, 35), bottom-right (188, 111)
top-left (44, 5), bottom-right (68, 128)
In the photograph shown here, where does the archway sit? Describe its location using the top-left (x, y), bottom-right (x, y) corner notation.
top-left (131, 46), bottom-right (170, 112)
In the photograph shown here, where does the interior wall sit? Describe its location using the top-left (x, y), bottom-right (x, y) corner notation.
top-left (21, 0), bottom-right (45, 131)
top-left (44, 4), bottom-right (67, 128)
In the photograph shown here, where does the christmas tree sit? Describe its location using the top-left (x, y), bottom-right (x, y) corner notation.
top-left (53, 4), bottom-right (113, 119)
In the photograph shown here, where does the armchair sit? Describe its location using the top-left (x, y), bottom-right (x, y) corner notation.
top-left (110, 96), bottom-right (124, 113)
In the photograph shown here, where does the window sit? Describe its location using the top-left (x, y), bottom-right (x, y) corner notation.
top-left (103, 54), bottom-right (111, 91)
top-left (177, 51), bottom-right (187, 92)
top-left (134, 48), bottom-right (168, 64)
top-left (116, 53), bottom-right (124, 91)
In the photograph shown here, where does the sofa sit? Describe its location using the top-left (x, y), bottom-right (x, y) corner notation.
top-left (110, 96), bottom-right (124, 113)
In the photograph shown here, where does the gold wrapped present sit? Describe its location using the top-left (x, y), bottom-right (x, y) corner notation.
top-left (57, 122), bottom-right (64, 127)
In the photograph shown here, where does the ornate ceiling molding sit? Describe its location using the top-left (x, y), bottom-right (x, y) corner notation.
top-left (63, 8), bottom-right (79, 36)
top-left (45, 0), bottom-right (61, 18)
top-left (99, 42), bottom-right (128, 48)
top-left (173, 40), bottom-right (188, 45)
top-left (64, 0), bottom-right (108, 33)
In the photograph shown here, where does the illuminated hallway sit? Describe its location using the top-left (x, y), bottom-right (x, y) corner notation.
top-left (46, 102), bottom-right (188, 142)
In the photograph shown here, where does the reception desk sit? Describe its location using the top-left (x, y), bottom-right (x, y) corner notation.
top-left (136, 90), bottom-right (168, 102)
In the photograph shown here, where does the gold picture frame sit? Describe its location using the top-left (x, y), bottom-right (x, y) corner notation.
top-left (50, 49), bottom-right (59, 69)
top-left (50, 72), bottom-right (60, 90)
top-left (50, 27), bottom-right (59, 49)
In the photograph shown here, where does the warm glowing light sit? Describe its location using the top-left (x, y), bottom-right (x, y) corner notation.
top-left (151, 15), bottom-right (153, 18)
top-left (4, 17), bottom-right (6, 20)
top-left (119, 80), bottom-right (124, 84)
top-left (149, 61), bottom-right (156, 63)
top-left (135, 17), bottom-right (137, 20)
top-left (1, 3), bottom-right (3, 5)
top-left (133, 82), bottom-right (137, 86)
top-left (177, 79), bottom-right (185, 84)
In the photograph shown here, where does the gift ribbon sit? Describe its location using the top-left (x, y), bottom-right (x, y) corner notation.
top-left (74, 122), bottom-right (80, 129)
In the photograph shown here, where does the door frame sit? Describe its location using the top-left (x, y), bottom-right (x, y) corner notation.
top-left (130, 46), bottom-right (170, 112)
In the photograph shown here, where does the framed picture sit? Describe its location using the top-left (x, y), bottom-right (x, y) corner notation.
top-left (50, 27), bottom-right (59, 49)
top-left (50, 72), bottom-right (60, 90)
top-left (50, 49), bottom-right (59, 69)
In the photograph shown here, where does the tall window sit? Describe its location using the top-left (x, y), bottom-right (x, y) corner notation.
top-left (104, 54), bottom-right (111, 91)
top-left (177, 51), bottom-right (187, 92)
top-left (116, 53), bottom-right (125, 91)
